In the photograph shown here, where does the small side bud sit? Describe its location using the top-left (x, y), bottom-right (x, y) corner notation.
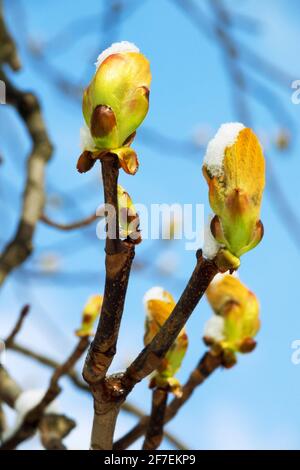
top-left (143, 287), bottom-right (188, 395)
top-left (117, 184), bottom-right (141, 242)
top-left (76, 151), bottom-right (96, 173)
top-left (75, 295), bottom-right (103, 337)
top-left (203, 274), bottom-right (260, 361)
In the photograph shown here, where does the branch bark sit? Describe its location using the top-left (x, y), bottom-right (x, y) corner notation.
top-left (0, 366), bottom-right (22, 408)
top-left (39, 414), bottom-right (76, 450)
top-left (83, 247), bottom-right (218, 450)
top-left (121, 251), bottom-right (218, 393)
top-left (0, 0), bottom-right (20, 70)
top-left (0, 2), bottom-right (53, 286)
top-left (8, 341), bottom-right (185, 449)
top-left (0, 337), bottom-right (88, 450)
top-left (0, 402), bottom-right (6, 443)
top-left (5, 305), bottom-right (30, 348)
top-left (40, 212), bottom-right (100, 231)
top-left (114, 351), bottom-right (222, 450)
top-left (82, 155), bottom-right (135, 450)
top-left (142, 388), bottom-right (168, 450)
top-left (95, 250), bottom-right (218, 450)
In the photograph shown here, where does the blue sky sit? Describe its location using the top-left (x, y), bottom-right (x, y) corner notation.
top-left (1, 0), bottom-right (300, 449)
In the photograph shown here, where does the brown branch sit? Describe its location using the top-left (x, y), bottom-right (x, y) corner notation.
top-left (142, 388), bottom-right (168, 450)
top-left (97, 250), bottom-right (218, 451)
top-left (0, 0), bottom-right (20, 70)
top-left (82, 249), bottom-right (218, 450)
top-left (0, 363), bottom-right (75, 450)
top-left (7, 342), bottom-right (186, 449)
top-left (40, 212), bottom-right (100, 231)
top-left (121, 251), bottom-right (218, 392)
top-left (0, 337), bottom-right (89, 450)
top-left (83, 155), bottom-right (135, 383)
top-left (5, 305), bottom-right (30, 348)
top-left (0, 366), bottom-right (22, 409)
top-left (0, 72), bottom-right (53, 286)
top-left (9, 341), bottom-right (89, 392)
top-left (82, 155), bottom-right (135, 450)
top-left (0, 3), bottom-right (53, 286)
top-left (95, 247), bottom-right (217, 450)
top-left (114, 415), bottom-right (149, 451)
top-left (165, 352), bottom-right (222, 421)
top-left (114, 351), bottom-right (222, 450)
top-left (0, 402), bottom-right (6, 443)
top-left (39, 413), bottom-right (76, 450)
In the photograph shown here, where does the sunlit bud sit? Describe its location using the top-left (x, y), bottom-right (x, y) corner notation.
top-left (143, 287), bottom-right (188, 396)
top-left (79, 42), bottom-right (151, 175)
top-left (117, 184), bottom-right (141, 243)
top-left (203, 274), bottom-right (260, 359)
top-left (203, 123), bottom-right (265, 258)
top-left (203, 215), bottom-right (240, 272)
top-left (75, 295), bottom-right (103, 337)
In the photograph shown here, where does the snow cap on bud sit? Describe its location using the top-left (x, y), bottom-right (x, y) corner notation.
top-left (75, 295), bottom-right (103, 337)
top-left (204, 274), bottom-right (260, 361)
top-left (203, 123), bottom-right (265, 258)
top-left (143, 287), bottom-right (188, 396)
top-left (79, 42), bottom-right (151, 175)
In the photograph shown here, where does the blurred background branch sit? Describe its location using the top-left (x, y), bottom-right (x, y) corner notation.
top-left (0, 0), bottom-right (299, 450)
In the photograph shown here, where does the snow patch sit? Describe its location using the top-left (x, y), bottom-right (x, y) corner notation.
top-left (80, 123), bottom-right (96, 152)
top-left (143, 286), bottom-right (167, 307)
top-left (204, 315), bottom-right (225, 342)
top-left (95, 41), bottom-right (139, 70)
top-left (203, 215), bottom-right (222, 259)
top-left (203, 122), bottom-right (245, 177)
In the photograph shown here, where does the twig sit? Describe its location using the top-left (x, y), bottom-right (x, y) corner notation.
top-left (0, 364), bottom-right (75, 450)
top-left (0, 337), bottom-right (89, 450)
top-left (0, 71), bottom-right (53, 286)
top-left (40, 212), bottom-right (100, 231)
top-left (86, 249), bottom-right (217, 449)
top-left (0, 402), bottom-right (6, 443)
top-left (0, 1), bottom-right (53, 286)
top-left (100, 250), bottom-right (218, 451)
top-left (82, 155), bottom-right (135, 450)
top-left (9, 341), bottom-right (88, 391)
top-left (114, 351), bottom-right (222, 450)
top-left (0, 366), bottom-right (22, 409)
top-left (142, 388), bottom-right (168, 450)
top-left (121, 251), bottom-right (218, 392)
top-left (0, 0), bottom-right (20, 70)
top-left (5, 305), bottom-right (30, 347)
top-left (39, 413), bottom-right (76, 450)
top-left (7, 342), bottom-right (186, 449)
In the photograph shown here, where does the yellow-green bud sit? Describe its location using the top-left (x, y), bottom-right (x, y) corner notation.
top-left (143, 287), bottom-right (188, 396)
top-left (79, 42), bottom-right (151, 175)
top-left (117, 184), bottom-right (141, 242)
top-left (203, 123), bottom-right (265, 258)
top-left (204, 274), bottom-right (260, 359)
top-left (75, 295), bottom-right (103, 337)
